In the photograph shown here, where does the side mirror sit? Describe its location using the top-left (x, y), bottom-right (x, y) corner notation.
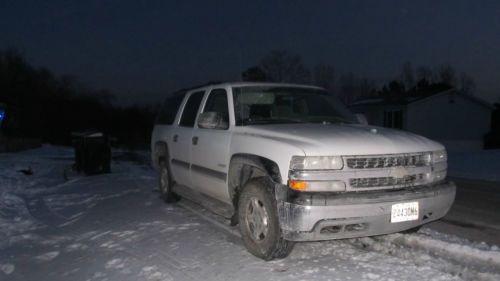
top-left (355, 113), bottom-right (368, 126)
top-left (198, 112), bottom-right (228, 129)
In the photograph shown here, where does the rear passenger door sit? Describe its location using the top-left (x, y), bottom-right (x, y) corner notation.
top-left (169, 91), bottom-right (205, 187)
top-left (190, 88), bottom-right (232, 203)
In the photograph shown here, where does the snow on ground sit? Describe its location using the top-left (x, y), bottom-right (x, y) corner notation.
top-left (0, 145), bottom-right (72, 246)
top-left (448, 149), bottom-right (500, 182)
top-left (1, 146), bottom-right (499, 281)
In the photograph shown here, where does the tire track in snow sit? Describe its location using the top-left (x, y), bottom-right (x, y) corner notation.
top-left (24, 197), bottom-right (68, 226)
top-left (348, 235), bottom-right (500, 281)
top-left (387, 232), bottom-right (500, 270)
top-left (177, 200), bottom-right (241, 239)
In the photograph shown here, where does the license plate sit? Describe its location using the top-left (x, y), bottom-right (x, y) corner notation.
top-left (391, 202), bottom-right (419, 223)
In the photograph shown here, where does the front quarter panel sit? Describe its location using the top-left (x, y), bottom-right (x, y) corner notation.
top-left (230, 128), bottom-right (306, 185)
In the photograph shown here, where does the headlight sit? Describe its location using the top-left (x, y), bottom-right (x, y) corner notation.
top-left (427, 150), bottom-right (447, 183)
top-left (290, 156), bottom-right (344, 170)
top-left (431, 150), bottom-right (447, 163)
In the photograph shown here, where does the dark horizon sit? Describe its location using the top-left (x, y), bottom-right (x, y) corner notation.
top-left (1, 0), bottom-right (500, 105)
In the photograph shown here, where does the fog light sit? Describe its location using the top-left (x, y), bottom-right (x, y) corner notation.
top-left (425, 170), bottom-right (447, 183)
top-left (433, 170), bottom-right (447, 181)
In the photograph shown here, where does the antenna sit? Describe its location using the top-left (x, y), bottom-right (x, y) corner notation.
top-left (239, 50), bottom-right (243, 81)
top-left (238, 33), bottom-right (243, 81)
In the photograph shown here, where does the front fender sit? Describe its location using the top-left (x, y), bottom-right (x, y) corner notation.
top-left (230, 130), bottom-right (306, 185)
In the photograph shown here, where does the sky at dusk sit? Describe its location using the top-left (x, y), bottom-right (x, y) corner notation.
top-left (1, 0), bottom-right (499, 105)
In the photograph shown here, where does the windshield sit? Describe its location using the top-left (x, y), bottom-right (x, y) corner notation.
top-left (232, 86), bottom-right (358, 126)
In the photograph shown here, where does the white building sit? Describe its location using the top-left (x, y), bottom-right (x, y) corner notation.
top-left (350, 89), bottom-right (493, 151)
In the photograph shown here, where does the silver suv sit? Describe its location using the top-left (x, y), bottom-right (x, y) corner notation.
top-left (151, 82), bottom-right (455, 260)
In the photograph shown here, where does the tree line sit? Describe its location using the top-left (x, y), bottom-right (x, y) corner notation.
top-left (0, 49), bottom-right (157, 148)
top-left (0, 48), bottom-right (482, 148)
top-left (242, 50), bottom-right (477, 105)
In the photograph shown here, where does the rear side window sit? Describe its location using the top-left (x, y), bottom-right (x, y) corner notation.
top-left (179, 91), bottom-right (204, 127)
top-left (156, 93), bottom-right (185, 125)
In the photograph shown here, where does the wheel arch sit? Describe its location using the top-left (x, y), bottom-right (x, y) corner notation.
top-left (152, 141), bottom-right (169, 169)
top-left (228, 154), bottom-right (283, 210)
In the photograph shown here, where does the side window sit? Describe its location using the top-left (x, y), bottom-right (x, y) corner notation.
top-left (156, 93), bottom-right (185, 125)
top-left (179, 91), bottom-right (204, 127)
top-left (203, 89), bottom-right (229, 128)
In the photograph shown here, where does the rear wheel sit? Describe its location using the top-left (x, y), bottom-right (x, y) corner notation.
top-left (238, 177), bottom-right (294, 260)
top-left (159, 160), bottom-right (177, 203)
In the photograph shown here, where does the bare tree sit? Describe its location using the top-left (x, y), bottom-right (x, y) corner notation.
top-left (339, 73), bottom-right (375, 104)
top-left (241, 66), bottom-right (269, 82)
top-left (416, 66), bottom-right (433, 83)
top-left (339, 73), bottom-right (357, 104)
top-left (313, 64), bottom-right (335, 92)
top-left (94, 89), bottom-right (116, 106)
top-left (438, 64), bottom-right (457, 86)
top-left (260, 50), bottom-right (311, 83)
top-left (359, 78), bottom-right (376, 98)
top-left (459, 72), bottom-right (476, 95)
top-left (400, 62), bottom-right (415, 90)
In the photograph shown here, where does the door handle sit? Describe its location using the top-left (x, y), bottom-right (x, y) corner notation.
top-left (173, 135), bottom-right (178, 142)
top-left (192, 136), bottom-right (198, 145)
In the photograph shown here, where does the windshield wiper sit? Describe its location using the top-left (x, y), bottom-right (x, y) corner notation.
top-left (241, 118), bottom-right (305, 125)
top-left (307, 116), bottom-right (357, 124)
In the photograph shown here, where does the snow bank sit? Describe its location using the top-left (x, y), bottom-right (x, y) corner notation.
top-left (385, 232), bottom-right (500, 270)
top-left (447, 149), bottom-right (500, 182)
top-left (0, 145), bottom-right (149, 250)
top-left (0, 193), bottom-right (40, 244)
top-left (0, 263), bottom-right (15, 275)
top-left (0, 145), bottom-right (74, 247)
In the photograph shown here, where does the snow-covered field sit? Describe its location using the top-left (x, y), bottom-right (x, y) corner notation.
top-left (1, 146), bottom-right (500, 281)
top-left (448, 150), bottom-right (500, 182)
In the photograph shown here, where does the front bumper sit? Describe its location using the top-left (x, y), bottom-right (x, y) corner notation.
top-left (275, 181), bottom-right (456, 241)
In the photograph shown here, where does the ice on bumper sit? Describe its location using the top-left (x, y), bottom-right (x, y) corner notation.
top-left (276, 182), bottom-right (456, 241)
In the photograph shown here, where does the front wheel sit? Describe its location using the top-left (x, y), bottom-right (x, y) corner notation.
top-left (238, 178), bottom-right (294, 260)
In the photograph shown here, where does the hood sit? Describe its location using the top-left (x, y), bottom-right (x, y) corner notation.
top-left (239, 123), bottom-right (444, 156)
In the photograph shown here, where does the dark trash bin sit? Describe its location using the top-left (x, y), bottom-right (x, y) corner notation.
top-left (484, 103), bottom-right (500, 149)
top-left (72, 131), bottom-right (111, 175)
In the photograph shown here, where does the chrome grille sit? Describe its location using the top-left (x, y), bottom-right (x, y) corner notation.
top-left (345, 153), bottom-right (429, 169)
top-left (350, 174), bottom-right (424, 188)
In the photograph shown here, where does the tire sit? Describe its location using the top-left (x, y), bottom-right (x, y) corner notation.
top-left (158, 159), bottom-right (178, 203)
top-left (238, 177), bottom-right (294, 260)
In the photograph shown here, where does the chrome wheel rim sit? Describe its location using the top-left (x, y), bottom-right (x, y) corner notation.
top-left (245, 197), bottom-right (269, 241)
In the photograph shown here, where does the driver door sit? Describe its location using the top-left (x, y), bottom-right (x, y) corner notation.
top-left (190, 88), bottom-right (232, 203)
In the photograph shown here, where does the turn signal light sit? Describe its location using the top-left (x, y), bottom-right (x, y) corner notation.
top-left (288, 180), bottom-right (307, 191)
top-left (287, 180), bottom-right (347, 192)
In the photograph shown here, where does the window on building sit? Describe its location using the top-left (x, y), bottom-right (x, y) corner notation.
top-left (383, 110), bottom-right (403, 129)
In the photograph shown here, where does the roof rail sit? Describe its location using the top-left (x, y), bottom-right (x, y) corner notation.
top-left (175, 80), bottom-right (224, 93)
